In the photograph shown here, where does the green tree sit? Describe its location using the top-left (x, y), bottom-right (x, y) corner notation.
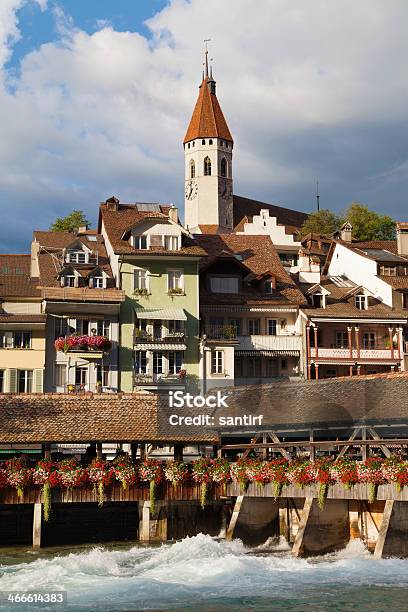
top-left (300, 209), bottom-right (343, 237)
top-left (50, 210), bottom-right (90, 233)
top-left (344, 202), bottom-right (395, 241)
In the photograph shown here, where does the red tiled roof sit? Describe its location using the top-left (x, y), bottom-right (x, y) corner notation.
top-left (0, 314), bottom-right (46, 323)
top-left (184, 78), bottom-right (233, 144)
top-left (100, 203), bottom-right (206, 257)
top-left (195, 234), bottom-right (306, 305)
top-left (0, 255), bottom-right (41, 298)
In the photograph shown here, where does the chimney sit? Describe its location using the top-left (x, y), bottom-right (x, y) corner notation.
top-left (105, 196), bottom-right (119, 211)
top-left (340, 221), bottom-right (353, 242)
top-left (298, 249), bottom-right (321, 284)
top-left (169, 205), bottom-right (178, 224)
top-left (30, 240), bottom-right (40, 278)
top-left (76, 225), bottom-right (88, 235)
top-left (396, 222), bottom-right (408, 256)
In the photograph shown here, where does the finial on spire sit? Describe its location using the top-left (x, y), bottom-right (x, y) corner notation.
top-left (204, 38), bottom-right (211, 79)
top-left (316, 179), bottom-right (320, 212)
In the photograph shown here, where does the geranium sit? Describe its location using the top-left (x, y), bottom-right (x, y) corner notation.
top-left (113, 455), bottom-right (138, 490)
top-left (0, 467), bottom-right (8, 489)
top-left (6, 457), bottom-right (31, 499)
top-left (331, 459), bottom-right (359, 489)
top-left (191, 458), bottom-right (213, 508)
top-left (245, 460), bottom-right (272, 487)
top-left (139, 460), bottom-right (163, 514)
top-left (88, 458), bottom-right (114, 507)
top-left (230, 459), bottom-right (251, 493)
top-left (164, 460), bottom-right (189, 488)
top-left (32, 459), bottom-right (60, 521)
top-left (54, 335), bottom-right (111, 353)
top-left (314, 458), bottom-right (334, 510)
top-left (287, 461), bottom-right (315, 487)
top-left (267, 459), bottom-right (289, 499)
top-left (360, 457), bottom-right (385, 503)
top-left (58, 458), bottom-right (88, 489)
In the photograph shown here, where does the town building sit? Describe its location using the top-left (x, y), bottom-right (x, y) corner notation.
top-left (0, 254), bottom-right (45, 394)
top-left (195, 233), bottom-right (306, 387)
top-left (99, 197), bottom-right (205, 392)
top-left (31, 228), bottom-right (124, 393)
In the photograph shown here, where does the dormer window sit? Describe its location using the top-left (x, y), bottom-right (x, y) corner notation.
top-left (134, 235), bottom-right (148, 249)
top-left (355, 294), bottom-right (368, 310)
top-left (164, 236), bottom-right (179, 251)
top-left (67, 251), bottom-right (87, 264)
top-left (264, 280), bottom-right (274, 294)
top-left (91, 275), bottom-right (105, 289)
top-left (63, 274), bottom-right (76, 288)
top-left (311, 293), bottom-right (324, 308)
top-left (210, 276), bottom-right (238, 293)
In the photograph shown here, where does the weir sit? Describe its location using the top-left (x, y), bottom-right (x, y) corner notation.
top-left (2, 483), bottom-right (408, 557)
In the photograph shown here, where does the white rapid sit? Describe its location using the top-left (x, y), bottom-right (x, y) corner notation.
top-left (1, 534), bottom-right (408, 611)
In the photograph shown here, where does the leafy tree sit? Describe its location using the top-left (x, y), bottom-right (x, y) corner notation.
top-left (50, 210), bottom-right (90, 233)
top-left (300, 209), bottom-right (343, 237)
top-left (343, 202), bottom-right (395, 241)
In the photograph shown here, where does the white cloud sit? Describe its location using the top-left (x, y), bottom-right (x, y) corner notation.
top-left (0, 0), bottom-right (408, 251)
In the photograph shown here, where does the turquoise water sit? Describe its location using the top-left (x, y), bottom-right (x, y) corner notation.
top-left (1, 535), bottom-right (408, 611)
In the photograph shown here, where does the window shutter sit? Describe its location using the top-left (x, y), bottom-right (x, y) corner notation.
top-left (8, 369), bottom-right (17, 393)
top-left (34, 369), bottom-right (44, 393)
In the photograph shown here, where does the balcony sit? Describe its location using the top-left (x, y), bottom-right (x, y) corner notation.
top-left (42, 286), bottom-right (125, 303)
top-left (310, 345), bottom-right (400, 361)
top-left (133, 330), bottom-right (185, 345)
top-left (133, 372), bottom-right (186, 387)
top-left (54, 335), bottom-right (111, 356)
top-left (201, 325), bottom-right (238, 341)
top-left (237, 334), bottom-right (302, 353)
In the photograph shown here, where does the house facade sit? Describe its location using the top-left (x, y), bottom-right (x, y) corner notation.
top-left (31, 228), bottom-right (124, 393)
top-left (0, 254), bottom-right (45, 394)
top-left (195, 234), bottom-right (306, 387)
top-left (99, 198), bottom-right (204, 392)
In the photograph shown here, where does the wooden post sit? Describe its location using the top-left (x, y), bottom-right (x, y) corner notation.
top-left (313, 326), bottom-right (319, 359)
top-left (96, 442), bottom-right (103, 459)
top-left (309, 430), bottom-right (315, 462)
top-left (374, 500), bottom-right (394, 559)
top-left (355, 326), bottom-right (360, 360)
top-left (389, 327), bottom-right (395, 360)
top-left (139, 501), bottom-right (151, 542)
top-left (130, 442), bottom-right (138, 463)
top-left (361, 427), bottom-right (367, 461)
top-left (42, 443), bottom-right (51, 458)
top-left (33, 503), bottom-right (42, 548)
top-left (174, 444), bottom-right (183, 462)
top-left (348, 326), bottom-right (353, 359)
top-left (140, 443), bottom-right (146, 461)
top-left (279, 500), bottom-right (290, 543)
top-left (226, 495), bottom-right (244, 541)
top-left (292, 497), bottom-right (313, 557)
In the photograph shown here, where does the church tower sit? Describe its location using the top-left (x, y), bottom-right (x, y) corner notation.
top-left (184, 51), bottom-right (234, 233)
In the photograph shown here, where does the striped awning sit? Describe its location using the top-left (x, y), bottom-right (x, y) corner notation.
top-left (235, 350), bottom-right (299, 357)
top-left (134, 343), bottom-right (187, 351)
top-left (135, 308), bottom-right (187, 321)
top-left (71, 352), bottom-right (104, 359)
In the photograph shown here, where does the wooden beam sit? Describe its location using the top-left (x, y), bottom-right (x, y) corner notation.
top-left (336, 427), bottom-right (361, 460)
top-left (242, 434), bottom-right (261, 459)
top-left (221, 438), bottom-right (408, 451)
top-left (292, 497), bottom-right (313, 557)
top-left (32, 503), bottom-right (42, 548)
top-left (374, 500), bottom-right (394, 559)
top-left (267, 431), bottom-right (290, 460)
top-left (226, 495), bottom-right (244, 541)
top-left (139, 501), bottom-right (150, 542)
top-left (367, 427), bottom-right (391, 458)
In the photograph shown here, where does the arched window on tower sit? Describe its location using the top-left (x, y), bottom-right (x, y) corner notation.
top-left (190, 160), bottom-right (195, 179)
top-left (221, 157), bottom-right (227, 178)
top-left (204, 156), bottom-right (212, 176)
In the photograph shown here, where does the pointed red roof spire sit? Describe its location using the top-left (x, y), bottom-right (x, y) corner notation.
top-left (183, 47), bottom-right (233, 145)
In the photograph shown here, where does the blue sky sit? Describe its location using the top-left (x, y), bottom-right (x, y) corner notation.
top-left (0, 0), bottom-right (407, 252)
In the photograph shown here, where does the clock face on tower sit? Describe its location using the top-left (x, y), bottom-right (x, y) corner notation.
top-left (218, 178), bottom-right (232, 200)
top-left (185, 179), bottom-right (198, 200)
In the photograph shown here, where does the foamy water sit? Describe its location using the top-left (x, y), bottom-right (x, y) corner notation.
top-left (1, 535), bottom-right (408, 611)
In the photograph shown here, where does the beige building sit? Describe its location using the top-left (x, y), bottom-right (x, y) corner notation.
top-left (0, 254), bottom-right (45, 394)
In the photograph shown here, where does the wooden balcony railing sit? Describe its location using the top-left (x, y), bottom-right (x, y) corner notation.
top-left (201, 325), bottom-right (238, 340)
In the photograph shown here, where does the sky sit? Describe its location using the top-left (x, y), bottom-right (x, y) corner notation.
top-left (0, 0), bottom-right (407, 252)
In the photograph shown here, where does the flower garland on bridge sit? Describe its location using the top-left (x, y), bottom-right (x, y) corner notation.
top-left (1, 456), bottom-right (408, 518)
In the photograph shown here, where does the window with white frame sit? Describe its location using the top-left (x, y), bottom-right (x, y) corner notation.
top-left (75, 366), bottom-right (87, 386)
top-left (0, 370), bottom-right (4, 392)
top-left (168, 269), bottom-right (184, 292)
top-left (96, 320), bottom-right (111, 338)
top-left (96, 364), bottom-right (110, 387)
top-left (18, 370), bottom-right (33, 393)
top-left (311, 293), bottom-right (324, 308)
top-left (67, 251), bottom-right (87, 264)
top-left (0, 331), bottom-right (31, 348)
top-left (380, 265), bottom-right (397, 276)
top-left (210, 276), bottom-right (238, 293)
top-left (55, 318), bottom-right (68, 338)
top-left (168, 320), bottom-right (184, 335)
top-left (267, 319), bottom-right (277, 336)
top-left (229, 318), bottom-right (241, 335)
top-left (248, 318), bottom-right (261, 335)
top-left (133, 235), bottom-right (148, 249)
top-left (63, 274), bottom-right (76, 287)
top-left (153, 351), bottom-right (164, 374)
top-left (264, 280), bottom-right (274, 294)
top-left (91, 275), bottom-right (105, 288)
top-left (168, 351), bottom-right (183, 374)
top-left (164, 235), bottom-right (179, 251)
top-left (355, 294), bottom-right (367, 310)
top-left (75, 319), bottom-right (90, 335)
top-left (135, 350), bottom-right (147, 374)
top-left (211, 350), bottom-right (224, 374)
top-left (134, 268), bottom-right (149, 291)
top-left (54, 363), bottom-right (67, 388)
top-left (362, 332), bottom-right (376, 349)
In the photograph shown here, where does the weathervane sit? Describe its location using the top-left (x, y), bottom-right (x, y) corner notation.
top-left (204, 38), bottom-right (211, 78)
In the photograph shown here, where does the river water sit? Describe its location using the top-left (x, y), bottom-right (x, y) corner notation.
top-left (1, 534), bottom-right (408, 611)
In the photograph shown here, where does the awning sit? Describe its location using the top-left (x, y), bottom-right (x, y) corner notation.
top-left (135, 308), bottom-right (187, 321)
top-left (134, 343), bottom-right (187, 351)
top-left (70, 352), bottom-right (104, 359)
top-left (235, 350), bottom-right (299, 357)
